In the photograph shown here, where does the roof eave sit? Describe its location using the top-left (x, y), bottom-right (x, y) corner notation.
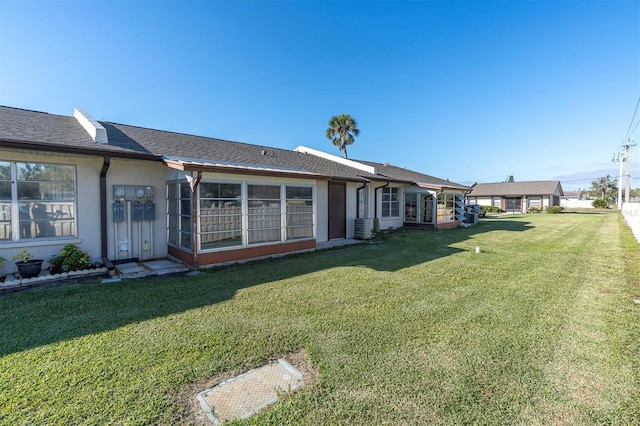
top-left (0, 138), bottom-right (160, 161)
top-left (164, 159), bottom-right (331, 180)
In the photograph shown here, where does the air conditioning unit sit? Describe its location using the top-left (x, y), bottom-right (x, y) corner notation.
top-left (354, 218), bottom-right (373, 240)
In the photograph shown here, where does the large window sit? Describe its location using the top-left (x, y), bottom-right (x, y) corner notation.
top-left (0, 161), bottom-right (76, 242)
top-left (168, 180), bottom-right (315, 251)
top-left (528, 196), bottom-right (541, 209)
top-left (0, 162), bottom-right (10, 241)
top-left (381, 187), bottom-right (399, 217)
top-left (248, 185), bottom-right (281, 244)
top-left (286, 186), bottom-right (313, 240)
top-left (437, 193), bottom-right (455, 222)
top-left (357, 186), bottom-right (367, 219)
top-left (199, 183), bottom-right (242, 249)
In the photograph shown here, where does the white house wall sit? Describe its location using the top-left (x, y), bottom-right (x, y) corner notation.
top-left (375, 184), bottom-right (405, 230)
top-left (0, 150), bottom-right (103, 277)
top-left (345, 182), bottom-right (360, 238)
top-left (316, 181), bottom-right (328, 242)
top-left (107, 158), bottom-right (167, 262)
top-left (475, 197), bottom-right (493, 207)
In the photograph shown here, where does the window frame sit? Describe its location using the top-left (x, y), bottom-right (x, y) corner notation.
top-left (528, 195), bottom-right (541, 208)
top-left (437, 193), bottom-right (455, 223)
top-left (357, 186), bottom-right (368, 219)
top-left (285, 185), bottom-right (314, 241)
top-left (168, 178), bottom-right (316, 253)
top-left (381, 187), bottom-right (400, 218)
top-left (0, 160), bottom-right (77, 243)
top-left (247, 184), bottom-right (282, 245)
top-left (166, 180), bottom-right (193, 251)
top-left (198, 182), bottom-right (243, 250)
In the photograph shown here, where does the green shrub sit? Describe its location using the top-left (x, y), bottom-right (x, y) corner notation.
top-left (484, 205), bottom-right (501, 213)
top-left (592, 198), bottom-right (608, 209)
top-left (545, 205), bottom-right (563, 214)
top-left (528, 206), bottom-right (542, 213)
top-left (49, 244), bottom-right (91, 274)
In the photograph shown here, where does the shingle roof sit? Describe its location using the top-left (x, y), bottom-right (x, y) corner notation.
top-left (103, 121), bottom-right (382, 181)
top-left (0, 105), bottom-right (468, 189)
top-left (0, 106), bottom-right (154, 157)
top-left (355, 159), bottom-right (469, 190)
top-left (468, 181), bottom-right (564, 197)
top-left (563, 190), bottom-right (582, 198)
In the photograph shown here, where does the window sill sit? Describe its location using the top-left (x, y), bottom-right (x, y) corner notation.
top-left (0, 238), bottom-right (81, 249)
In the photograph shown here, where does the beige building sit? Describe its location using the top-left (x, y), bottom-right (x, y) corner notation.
top-left (0, 105), bottom-right (468, 277)
top-left (466, 181), bottom-right (564, 213)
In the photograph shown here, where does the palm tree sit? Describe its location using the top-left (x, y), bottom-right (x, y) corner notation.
top-left (591, 175), bottom-right (617, 204)
top-left (326, 114), bottom-right (360, 159)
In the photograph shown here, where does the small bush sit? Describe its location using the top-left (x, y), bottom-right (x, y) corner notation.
top-left (528, 207), bottom-right (542, 213)
top-left (545, 205), bottom-right (563, 214)
top-left (484, 206), bottom-right (501, 213)
top-left (49, 244), bottom-right (91, 274)
top-left (592, 198), bottom-right (608, 209)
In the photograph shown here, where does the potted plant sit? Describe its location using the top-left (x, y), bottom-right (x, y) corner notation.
top-left (12, 248), bottom-right (43, 278)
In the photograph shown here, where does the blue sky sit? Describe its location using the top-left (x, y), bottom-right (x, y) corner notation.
top-left (1, 1), bottom-right (639, 190)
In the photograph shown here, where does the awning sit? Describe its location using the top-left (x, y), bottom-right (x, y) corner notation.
top-left (163, 156), bottom-right (328, 180)
top-left (415, 182), bottom-right (469, 191)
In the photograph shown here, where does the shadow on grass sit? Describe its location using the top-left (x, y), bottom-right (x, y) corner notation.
top-left (0, 218), bottom-right (532, 357)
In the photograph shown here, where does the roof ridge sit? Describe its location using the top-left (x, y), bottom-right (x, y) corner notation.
top-left (0, 105), bottom-right (52, 115)
top-left (101, 120), bottom-right (293, 152)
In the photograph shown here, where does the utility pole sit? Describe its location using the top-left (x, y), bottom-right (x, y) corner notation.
top-left (614, 152), bottom-right (625, 209)
top-left (622, 139), bottom-right (636, 204)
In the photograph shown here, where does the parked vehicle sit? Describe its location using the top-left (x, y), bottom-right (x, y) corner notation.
top-left (465, 204), bottom-right (486, 218)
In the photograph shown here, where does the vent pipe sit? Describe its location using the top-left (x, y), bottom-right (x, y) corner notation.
top-left (294, 145), bottom-right (376, 175)
top-left (74, 108), bottom-right (108, 143)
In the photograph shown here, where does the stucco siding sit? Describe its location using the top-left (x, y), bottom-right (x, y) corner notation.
top-left (315, 181), bottom-right (328, 243)
top-left (0, 150), bottom-right (103, 277)
top-left (107, 158), bottom-right (167, 262)
top-left (345, 182), bottom-right (360, 238)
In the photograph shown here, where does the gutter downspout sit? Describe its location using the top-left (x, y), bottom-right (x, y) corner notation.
top-left (373, 181), bottom-right (389, 232)
top-left (100, 155), bottom-right (114, 270)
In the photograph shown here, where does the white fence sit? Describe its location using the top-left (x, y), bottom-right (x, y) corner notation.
top-left (622, 203), bottom-right (640, 243)
top-left (199, 205), bottom-right (313, 245)
top-left (560, 199), bottom-right (594, 209)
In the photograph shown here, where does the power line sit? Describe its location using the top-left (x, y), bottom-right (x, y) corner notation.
top-left (623, 96), bottom-right (640, 141)
top-left (560, 173), bottom-right (622, 182)
top-left (629, 115), bottom-right (640, 140)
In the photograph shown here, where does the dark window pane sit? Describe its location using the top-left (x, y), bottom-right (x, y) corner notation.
top-left (286, 186), bottom-right (312, 199)
top-left (248, 185), bottom-right (280, 199)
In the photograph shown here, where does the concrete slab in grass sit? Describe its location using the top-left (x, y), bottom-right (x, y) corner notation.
top-left (197, 359), bottom-right (304, 424)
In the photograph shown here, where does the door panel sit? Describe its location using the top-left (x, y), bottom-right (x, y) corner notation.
top-left (328, 182), bottom-right (346, 239)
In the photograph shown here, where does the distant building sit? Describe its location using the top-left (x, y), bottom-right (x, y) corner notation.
top-left (0, 105), bottom-right (470, 277)
top-left (560, 190), bottom-right (594, 209)
top-left (466, 181), bottom-right (563, 213)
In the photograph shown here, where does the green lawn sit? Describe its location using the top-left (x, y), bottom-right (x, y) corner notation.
top-left (1, 212), bottom-right (639, 425)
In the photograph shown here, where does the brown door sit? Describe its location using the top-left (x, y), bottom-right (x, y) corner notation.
top-left (328, 182), bottom-right (346, 239)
